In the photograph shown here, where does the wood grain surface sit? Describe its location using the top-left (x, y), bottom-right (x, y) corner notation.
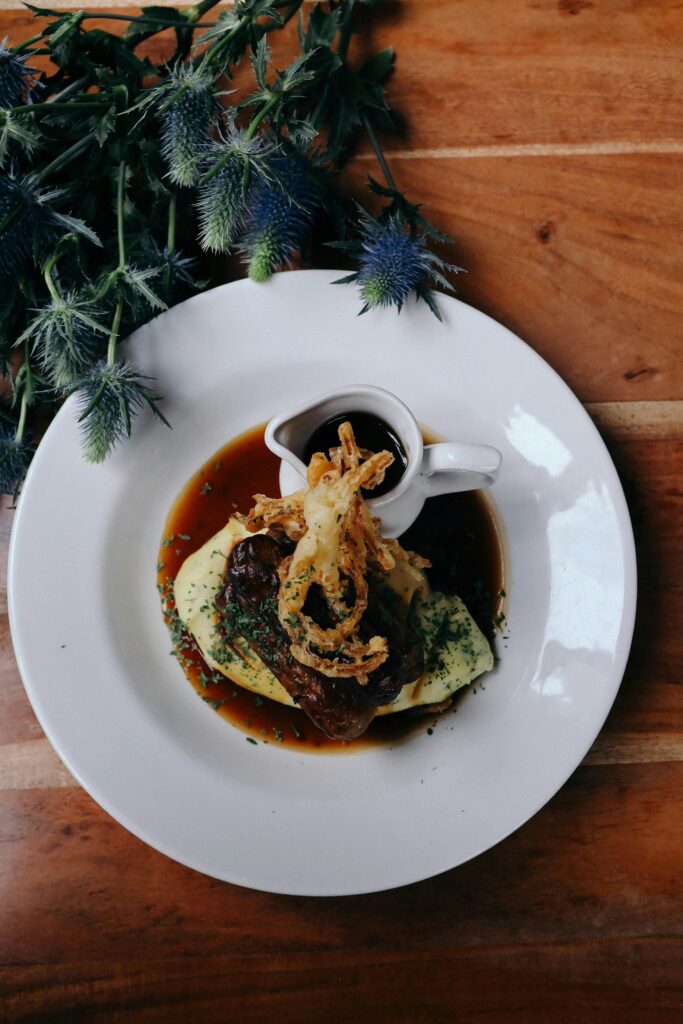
top-left (0, 2), bottom-right (681, 1021)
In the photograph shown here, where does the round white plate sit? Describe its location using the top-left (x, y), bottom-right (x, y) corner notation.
top-left (9, 271), bottom-right (636, 896)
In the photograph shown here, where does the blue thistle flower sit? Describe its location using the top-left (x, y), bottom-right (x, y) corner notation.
top-left (196, 126), bottom-right (274, 254)
top-left (72, 360), bottom-right (170, 464)
top-left (334, 209), bottom-right (462, 320)
top-left (136, 236), bottom-right (204, 305)
top-left (0, 172), bottom-right (47, 277)
top-left (158, 66), bottom-right (219, 188)
top-left (0, 38), bottom-right (38, 108)
top-left (0, 420), bottom-right (33, 500)
top-left (0, 170), bottom-right (100, 278)
top-left (239, 156), bottom-right (320, 282)
top-left (357, 219), bottom-right (428, 312)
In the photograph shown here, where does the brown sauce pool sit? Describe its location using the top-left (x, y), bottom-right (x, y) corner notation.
top-left (158, 424), bottom-right (505, 753)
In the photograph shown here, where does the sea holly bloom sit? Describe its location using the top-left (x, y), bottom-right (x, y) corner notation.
top-left (239, 155), bottom-right (321, 282)
top-left (196, 124), bottom-right (275, 254)
top-left (0, 171), bottom-right (99, 278)
top-left (0, 38), bottom-right (38, 108)
top-left (334, 209), bottom-right (461, 320)
top-left (0, 421), bottom-right (32, 500)
top-left (157, 66), bottom-right (221, 188)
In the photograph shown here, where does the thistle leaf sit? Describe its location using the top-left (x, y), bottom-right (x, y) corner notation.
top-left (122, 265), bottom-right (167, 312)
top-left (0, 111), bottom-right (40, 170)
top-left (251, 36), bottom-right (270, 92)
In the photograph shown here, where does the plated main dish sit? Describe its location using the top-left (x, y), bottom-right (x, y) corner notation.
top-left (158, 417), bottom-right (505, 751)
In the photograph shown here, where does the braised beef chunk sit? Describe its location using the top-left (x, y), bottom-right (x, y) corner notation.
top-left (360, 584), bottom-right (424, 706)
top-left (217, 535), bottom-right (424, 740)
top-left (217, 535), bottom-right (376, 740)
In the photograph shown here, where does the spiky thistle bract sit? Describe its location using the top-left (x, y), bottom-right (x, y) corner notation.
top-left (17, 294), bottom-right (108, 389)
top-left (0, 421), bottom-right (33, 501)
top-left (0, 38), bottom-right (38, 108)
top-left (135, 237), bottom-right (205, 307)
top-left (239, 155), bottom-right (320, 281)
top-left (73, 360), bottom-right (170, 464)
top-left (333, 209), bottom-right (461, 320)
top-left (0, 110), bottom-right (40, 170)
top-left (94, 262), bottom-right (168, 327)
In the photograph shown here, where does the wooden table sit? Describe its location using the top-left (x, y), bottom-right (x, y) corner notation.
top-left (1, 2), bottom-right (681, 1020)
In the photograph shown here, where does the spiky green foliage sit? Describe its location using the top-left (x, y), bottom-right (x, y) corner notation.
top-left (0, 111), bottom-right (40, 169)
top-left (17, 294), bottom-right (108, 388)
top-left (0, 0), bottom-right (458, 498)
top-left (74, 360), bottom-right (170, 464)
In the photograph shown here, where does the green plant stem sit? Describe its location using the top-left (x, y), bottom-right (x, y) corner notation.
top-left (79, 12), bottom-right (217, 27)
top-left (47, 74), bottom-right (90, 103)
top-left (196, 21), bottom-right (242, 70)
top-left (36, 132), bottom-right (96, 184)
top-left (115, 162), bottom-right (126, 270)
top-left (167, 193), bottom-right (177, 252)
top-left (107, 299), bottom-right (123, 365)
top-left (199, 93), bottom-right (279, 185)
top-left (164, 193), bottom-right (176, 295)
top-left (186, 0), bottom-right (224, 23)
top-left (338, 1), bottom-right (355, 62)
top-left (10, 101), bottom-right (108, 114)
top-left (43, 253), bottom-right (61, 303)
top-left (246, 93), bottom-right (279, 140)
top-left (107, 161), bottom-right (127, 366)
top-left (15, 338), bottom-right (33, 444)
top-left (15, 390), bottom-right (28, 444)
top-left (361, 110), bottom-right (396, 191)
top-left (13, 32), bottom-right (45, 55)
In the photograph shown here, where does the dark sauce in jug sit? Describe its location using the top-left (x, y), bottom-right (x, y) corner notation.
top-left (303, 412), bottom-right (407, 497)
top-left (158, 423), bottom-right (505, 753)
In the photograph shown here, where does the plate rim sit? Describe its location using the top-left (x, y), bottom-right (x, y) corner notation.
top-left (7, 270), bottom-right (638, 895)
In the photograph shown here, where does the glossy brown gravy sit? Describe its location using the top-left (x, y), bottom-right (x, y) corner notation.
top-left (303, 411), bottom-right (407, 497)
top-left (158, 423), bottom-right (505, 753)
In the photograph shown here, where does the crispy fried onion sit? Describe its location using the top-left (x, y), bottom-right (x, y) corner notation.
top-left (245, 422), bottom-right (428, 684)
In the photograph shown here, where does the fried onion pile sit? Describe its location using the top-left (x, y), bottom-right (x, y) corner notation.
top-left (245, 422), bottom-right (428, 684)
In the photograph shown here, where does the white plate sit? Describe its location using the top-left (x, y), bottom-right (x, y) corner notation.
top-left (8, 271), bottom-right (636, 896)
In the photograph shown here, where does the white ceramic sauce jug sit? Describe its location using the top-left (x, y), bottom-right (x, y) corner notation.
top-left (265, 385), bottom-right (502, 537)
